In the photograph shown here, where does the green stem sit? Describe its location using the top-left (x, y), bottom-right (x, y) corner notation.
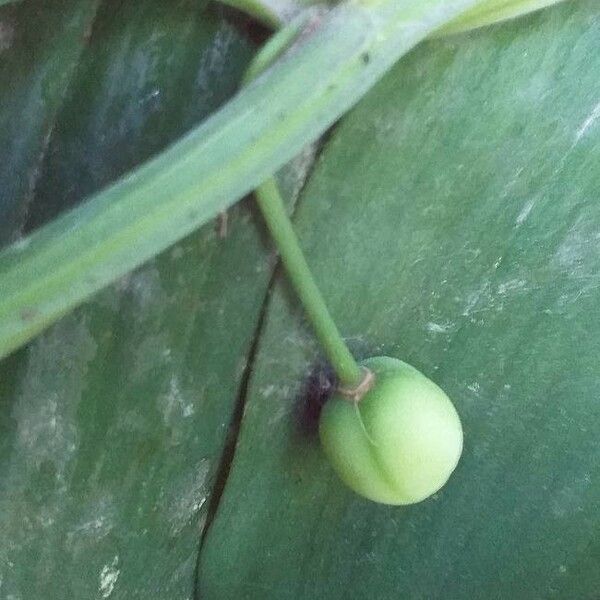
top-left (256, 178), bottom-right (363, 388)
top-left (243, 16), bottom-right (363, 387)
top-left (0, 0), bottom-right (489, 361)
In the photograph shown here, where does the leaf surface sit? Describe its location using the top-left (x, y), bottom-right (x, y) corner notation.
top-left (0, 2), bottom-right (293, 598)
top-left (0, 0), bottom-right (99, 245)
top-left (198, 2), bottom-right (600, 598)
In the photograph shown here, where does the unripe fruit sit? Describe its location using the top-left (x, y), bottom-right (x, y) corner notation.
top-left (319, 356), bottom-right (463, 505)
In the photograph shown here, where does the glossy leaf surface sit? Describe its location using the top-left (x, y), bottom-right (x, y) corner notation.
top-left (0, 0), bottom-right (99, 245)
top-left (198, 2), bottom-right (600, 598)
top-left (0, 2), bottom-right (282, 598)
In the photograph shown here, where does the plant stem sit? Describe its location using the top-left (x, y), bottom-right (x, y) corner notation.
top-left (245, 12), bottom-right (363, 389)
top-left (0, 0), bottom-right (487, 361)
top-left (256, 177), bottom-right (363, 388)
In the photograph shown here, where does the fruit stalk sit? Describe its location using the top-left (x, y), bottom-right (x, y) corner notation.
top-left (255, 178), bottom-right (364, 389)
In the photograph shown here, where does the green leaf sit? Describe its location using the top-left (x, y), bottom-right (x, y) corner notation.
top-left (0, 0), bottom-right (100, 244)
top-left (0, 3), bottom-right (292, 597)
top-left (198, 2), bottom-right (600, 598)
top-left (0, 0), bottom-right (485, 360)
top-left (26, 0), bottom-right (253, 231)
top-left (441, 0), bottom-right (568, 35)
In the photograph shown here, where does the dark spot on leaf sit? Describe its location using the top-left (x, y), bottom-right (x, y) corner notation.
top-left (20, 307), bottom-right (38, 322)
top-left (295, 363), bottom-right (335, 437)
top-left (361, 52), bottom-right (370, 65)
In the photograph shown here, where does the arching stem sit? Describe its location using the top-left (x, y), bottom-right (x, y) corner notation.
top-left (242, 14), bottom-right (363, 389)
top-left (255, 178), bottom-right (363, 389)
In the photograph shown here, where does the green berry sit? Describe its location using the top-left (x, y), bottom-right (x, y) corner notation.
top-left (319, 356), bottom-right (463, 505)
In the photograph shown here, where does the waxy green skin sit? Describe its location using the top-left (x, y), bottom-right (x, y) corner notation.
top-left (319, 357), bottom-right (463, 505)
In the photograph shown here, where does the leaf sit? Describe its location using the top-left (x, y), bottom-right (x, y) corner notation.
top-left (26, 0), bottom-right (253, 231)
top-left (197, 2), bottom-right (600, 598)
top-left (0, 0), bottom-right (100, 245)
top-left (0, 0), bottom-right (486, 360)
top-left (0, 2), bottom-right (293, 597)
top-left (440, 0), bottom-right (568, 35)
